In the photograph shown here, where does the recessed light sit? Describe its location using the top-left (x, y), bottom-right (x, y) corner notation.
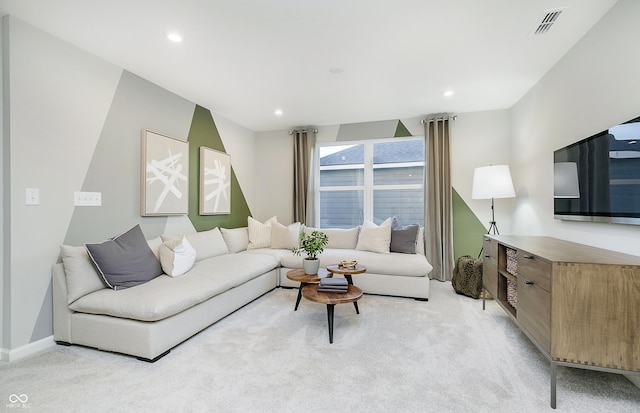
top-left (443, 90), bottom-right (454, 97)
top-left (167, 33), bottom-right (183, 43)
top-left (274, 109), bottom-right (283, 116)
top-left (329, 66), bottom-right (344, 74)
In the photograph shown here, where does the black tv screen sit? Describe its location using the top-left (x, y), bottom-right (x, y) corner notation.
top-left (554, 116), bottom-right (640, 225)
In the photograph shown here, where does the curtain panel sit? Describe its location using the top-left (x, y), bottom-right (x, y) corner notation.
top-left (292, 129), bottom-right (316, 225)
top-left (424, 118), bottom-right (454, 281)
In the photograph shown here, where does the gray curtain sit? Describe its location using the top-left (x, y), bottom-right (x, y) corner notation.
top-left (424, 118), bottom-right (454, 281)
top-left (293, 128), bottom-right (316, 225)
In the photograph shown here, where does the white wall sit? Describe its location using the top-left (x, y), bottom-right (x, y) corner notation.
top-left (253, 129), bottom-right (294, 223)
top-left (254, 112), bottom-right (510, 230)
top-left (510, 0), bottom-right (640, 256)
top-left (451, 110), bottom-right (512, 233)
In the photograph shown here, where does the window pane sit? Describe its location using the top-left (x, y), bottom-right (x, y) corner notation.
top-left (319, 190), bottom-right (363, 228)
top-left (320, 144), bottom-right (364, 166)
top-left (320, 168), bottom-right (364, 187)
top-left (373, 140), bottom-right (424, 164)
top-left (374, 166), bottom-right (424, 185)
top-left (373, 189), bottom-right (424, 226)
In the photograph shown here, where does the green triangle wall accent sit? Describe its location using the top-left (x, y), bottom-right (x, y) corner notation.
top-left (187, 105), bottom-right (252, 231)
top-left (394, 120), bottom-right (412, 137)
top-left (452, 187), bottom-right (487, 260)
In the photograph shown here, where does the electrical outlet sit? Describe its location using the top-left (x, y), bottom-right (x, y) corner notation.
top-left (74, 191), bottom-right (102, 207)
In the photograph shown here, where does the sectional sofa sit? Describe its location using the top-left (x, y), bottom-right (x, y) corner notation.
top-left (52, 218), bottom-right (432, 361)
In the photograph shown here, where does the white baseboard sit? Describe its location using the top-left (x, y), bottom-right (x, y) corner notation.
top-left (0, 336), bottom-right (55, 362)
top-left (625, 374), bottom-right (640, 389)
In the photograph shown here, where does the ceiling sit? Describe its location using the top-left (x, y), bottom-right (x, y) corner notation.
top-left (0, 0), bottom-right (618, 132)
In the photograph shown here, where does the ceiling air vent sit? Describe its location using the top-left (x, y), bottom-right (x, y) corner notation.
top-left (532, 8), bottom-right (566, 35)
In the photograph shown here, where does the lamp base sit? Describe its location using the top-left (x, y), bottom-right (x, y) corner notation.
top-left (487, 221), bottom-right (499, 235)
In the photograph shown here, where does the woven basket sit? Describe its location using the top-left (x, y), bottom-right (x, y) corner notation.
top-left (507, 279), bottom-right (517, 309)
top-left (506, 248), bottom-right (518, 276)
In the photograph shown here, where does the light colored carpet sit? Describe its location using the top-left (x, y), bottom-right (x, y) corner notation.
top-left (1, 281), bottom-right (639, 412)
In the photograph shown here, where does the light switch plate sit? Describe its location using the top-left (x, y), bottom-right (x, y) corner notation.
top-left (26, 188), bottom-right (40, 205)
top-left (74, 191), bottom-right (102, 207)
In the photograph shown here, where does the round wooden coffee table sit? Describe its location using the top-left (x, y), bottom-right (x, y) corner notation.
top-left (302, 284), bottom-right (363, 344)
top-left (326, 264), bottom-right (366, 313)
top-left (286, 268), bottom-right (332, 311)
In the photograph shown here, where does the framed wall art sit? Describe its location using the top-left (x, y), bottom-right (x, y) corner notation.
top-left (199, 146), bottom-right (231, 215)
top-left (141, 130), bottom-right (189, 216)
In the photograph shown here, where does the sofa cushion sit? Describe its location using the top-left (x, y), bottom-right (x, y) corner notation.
top-left (69, 253), bottom-right (280, 322)
top-left (163, 227), bottom-right (229, 262)
top-left (86, 224), bottom-right (163, 290)
top-left (356, 219), bottom-right (391, 254)
top-left (147, 236), bottom-right (163, 259)
top-left (60, 245), bottom-right (108, 304)
top-left (280, 248), bottom-right (432, 277)
top-left (159, 237), bottom-right (197, 277)
top-left (270, 222), bottom-right (301, 250)
top-left (303, 226), bottom-right (360, 249)
top-left (416, 227), bottom-right (425, 256)
top-left (247, 216), bottom-right (277, 250)
top-left (390, 217), bottom-right (419, 254)
top-left (221, 227), bottom-right (249, 253)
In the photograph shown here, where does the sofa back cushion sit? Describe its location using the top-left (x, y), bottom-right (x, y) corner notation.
top-left (60, 245), bottom-right (108, 304)
top-left (162, 227), bottom-right (229, 262)
top-left (221, 227), bottom-right (249, 253)
top-left (270, 222), bottom-right (301, 249)
top-left (303, 226), bottom-right (360, 249)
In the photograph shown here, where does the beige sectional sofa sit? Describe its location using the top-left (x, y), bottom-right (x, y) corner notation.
top-left (53, 219), bottom-right (432, 361)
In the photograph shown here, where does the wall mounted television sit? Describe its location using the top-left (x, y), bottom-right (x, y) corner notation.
top-left (554, 116), bottom-right (640, 225)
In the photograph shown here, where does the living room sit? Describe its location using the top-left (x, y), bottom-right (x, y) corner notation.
top-left (1, 0), bottom-right (639, 411)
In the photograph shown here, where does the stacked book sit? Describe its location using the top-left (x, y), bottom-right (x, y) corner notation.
top-left (318, 277), bottom-right (348, 293)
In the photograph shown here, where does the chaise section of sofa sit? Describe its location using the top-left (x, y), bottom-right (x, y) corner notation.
top-left (53, 227), bottom-right (279, 361)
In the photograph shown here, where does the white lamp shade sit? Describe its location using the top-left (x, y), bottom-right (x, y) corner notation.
top-left (554, 162), bottom-right (580, 198)
top-left (472, 165), bottom-right (516, 199)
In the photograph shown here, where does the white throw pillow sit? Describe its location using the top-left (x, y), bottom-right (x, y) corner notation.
top-left (271, 222), bottom-right (301, 249)
top-left (221, 227), bottom-right (249, 253)
top-left (247, 216), bottom-right (277, 250)
top-left (159, 237), bottom-right (197, 277)
top-left (355, 218), bottom-right (392, 254)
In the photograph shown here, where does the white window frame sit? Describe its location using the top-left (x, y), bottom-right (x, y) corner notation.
top-left (314, 137), bottom-right (424, 227)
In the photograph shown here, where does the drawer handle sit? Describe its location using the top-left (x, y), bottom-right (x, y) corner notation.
top-left (523, 255), bottom-right (534, 260)
top-left (484, 254), bottom-right (490, 258)
top-left (524, 279), bottom-right (534, 285)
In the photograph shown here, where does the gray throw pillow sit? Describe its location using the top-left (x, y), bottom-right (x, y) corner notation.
top-left (86, 224), bottom-right (163, 290)
top-left (390, 217), bottom-right (419, 254)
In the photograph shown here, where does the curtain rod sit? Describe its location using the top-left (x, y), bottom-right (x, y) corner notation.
top-left (289, 128), bottom-right (318, 135)
top-left (421, 115), bottom-right (457, 124)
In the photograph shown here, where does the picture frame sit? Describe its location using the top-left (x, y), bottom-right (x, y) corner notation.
top-left (199, 146), bottom-right (231, 215)
top-left (141, 130), bottom-right (189, 216)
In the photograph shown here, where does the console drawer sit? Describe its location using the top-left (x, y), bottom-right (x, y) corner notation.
top-left (517, 276), bottom-right (551, 354)
top-left (482, 237), bottom-right (498, 297)
top-left (517, 251), bottom-right (551, 293)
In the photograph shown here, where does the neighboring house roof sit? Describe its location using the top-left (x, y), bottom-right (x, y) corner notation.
top-left (321, 140), bottom-right (425, 166)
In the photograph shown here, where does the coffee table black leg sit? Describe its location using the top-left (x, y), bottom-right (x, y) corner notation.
top-left (294, 282), bottom-right (307, 311)
top-left (344, 275), bottom-right (359, 314)
top-left (327, 304), bottom-right (335, 343)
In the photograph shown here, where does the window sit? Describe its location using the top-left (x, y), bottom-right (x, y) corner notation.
top-left (317, 138), bottom-right (425, 228)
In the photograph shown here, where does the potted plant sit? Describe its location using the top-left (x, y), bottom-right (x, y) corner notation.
top-left (293, 230), bottom-right (329, 275)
